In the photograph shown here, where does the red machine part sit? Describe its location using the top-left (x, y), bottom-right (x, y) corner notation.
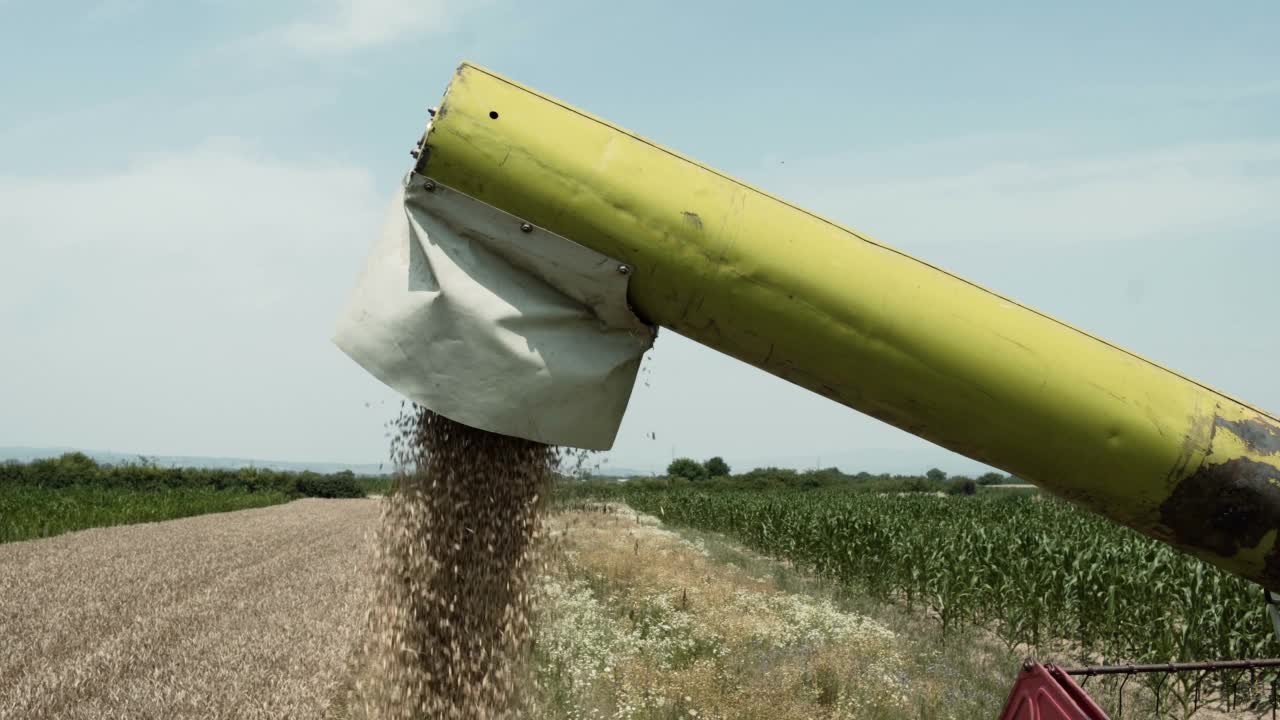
top-left (998, 660), bottom-right (1110, 719)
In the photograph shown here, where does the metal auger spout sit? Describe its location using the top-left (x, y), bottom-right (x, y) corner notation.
top-left (337, 61), bottom-right (1280, 594)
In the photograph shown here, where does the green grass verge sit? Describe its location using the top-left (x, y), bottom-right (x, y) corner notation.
top-left (0, 484), bottom-right (294, 544)
top-left (357, 475), bottom-right (394, 496)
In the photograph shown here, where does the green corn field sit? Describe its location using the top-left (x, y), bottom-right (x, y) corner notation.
top-left (565, 485), bottom-right (1280, 716)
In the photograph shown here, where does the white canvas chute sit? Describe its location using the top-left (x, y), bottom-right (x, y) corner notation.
top-left (333, 172), bottom-right (654, 450)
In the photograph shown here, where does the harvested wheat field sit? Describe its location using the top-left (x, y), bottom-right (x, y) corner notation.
top-left (0, 498), bottom-right (378, 720)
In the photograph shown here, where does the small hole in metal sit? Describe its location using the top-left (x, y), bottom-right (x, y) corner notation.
top-left (489, 111), bottom-right (499, 119)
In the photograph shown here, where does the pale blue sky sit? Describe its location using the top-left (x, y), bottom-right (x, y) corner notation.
top-left (2, 1), bottom-right (1277, 474)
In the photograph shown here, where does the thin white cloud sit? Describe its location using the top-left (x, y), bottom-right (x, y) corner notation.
top-left (272, 0), bottom-right (458, 53)
top-left (0, 140), bottom-right (399, 461)
top-left (773, 139), bottom-right (1280, 250)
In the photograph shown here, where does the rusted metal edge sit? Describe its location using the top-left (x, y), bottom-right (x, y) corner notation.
top-left (1158, 412), bottom-right (1280, 590)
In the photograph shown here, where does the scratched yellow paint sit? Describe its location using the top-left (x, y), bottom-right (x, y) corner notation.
top-left (422, 63), bottom-right (1280, 589)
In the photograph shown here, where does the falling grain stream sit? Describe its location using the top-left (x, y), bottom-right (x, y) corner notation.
top-left (353, 408), bottom-right (554, 720)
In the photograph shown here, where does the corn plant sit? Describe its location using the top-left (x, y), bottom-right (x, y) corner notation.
top-left (586, 484), bottom-right (1280, 715)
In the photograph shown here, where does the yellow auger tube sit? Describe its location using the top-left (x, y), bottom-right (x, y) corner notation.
top-left (421, 63), bottom-right (1280, 590)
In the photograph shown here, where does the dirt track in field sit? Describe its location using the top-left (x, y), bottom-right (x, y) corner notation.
top-left (0, 498), bottom-right (378, 720)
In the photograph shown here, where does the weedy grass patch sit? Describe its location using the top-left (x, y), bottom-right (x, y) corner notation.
top-left (533, 505), bottom-right (912, 720)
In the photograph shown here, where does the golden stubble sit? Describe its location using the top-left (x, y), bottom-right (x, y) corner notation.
top-left (0, 498), bottom-right (378, 720)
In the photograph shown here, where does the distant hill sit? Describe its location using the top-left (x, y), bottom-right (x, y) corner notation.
top-left (0, 447), bottom-right (389, 476)
top-left (1, 446), bottom-right (995, 481)
top-left (592, 466), bottom-right (656, 479)
top-left (595, 447), bottom-right (998, 479)
top-left (1, 448), bottom-right (671, 480)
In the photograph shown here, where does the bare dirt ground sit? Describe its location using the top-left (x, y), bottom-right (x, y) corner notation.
top-left (0, 498), bottom-right (377, 720)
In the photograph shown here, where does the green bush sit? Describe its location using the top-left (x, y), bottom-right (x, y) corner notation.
top-left (703, 456), bottom-right (731, 478)
top-left (977, 471), bottom-right (1008, 485)
top-left (666, 457), bottom-right (708, 482)
top-left (358, 474), bottom-right (395, 496)
top-left (295, 471), bottom-right (365, 499)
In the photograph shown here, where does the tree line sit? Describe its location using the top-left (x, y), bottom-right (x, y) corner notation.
top-left (608, 456), bottom-right (1027, 496)
top-left (0, 452), bottom-right (387, 499)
